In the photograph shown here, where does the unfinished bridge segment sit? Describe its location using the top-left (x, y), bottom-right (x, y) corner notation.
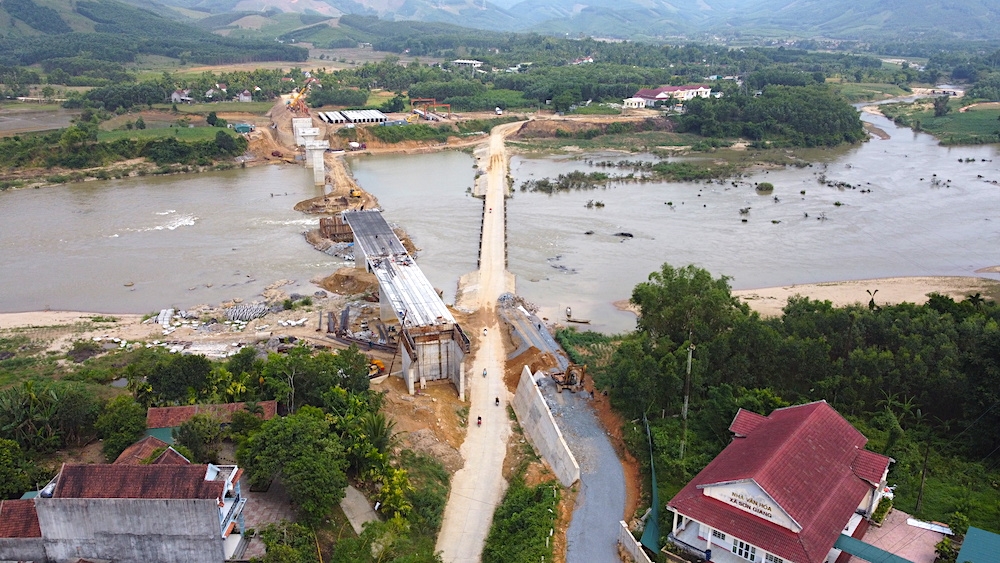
top-left (343, 210), bottom-right (469, 398)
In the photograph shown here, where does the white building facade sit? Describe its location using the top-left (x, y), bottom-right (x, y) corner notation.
top-left (668, 402), bottom-right (891, 563)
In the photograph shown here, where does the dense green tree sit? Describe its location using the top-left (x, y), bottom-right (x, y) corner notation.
top-left (330, 517), bottom-right (440, 563)
top-left (215, 130), bottom-right (237, 153)
top-left (237, 406), bottom-right (348, 526)
top-left (631, 263), bottom-right (747, 346)
top-left (95, 396), bottom-right (147, 462)
top-left (146, 353), bottom-right (212, 404)
top-left (51, 383), bottom-right (102, 447)
top-left (933, 95), bottom-right (952, 117)
top-left (173, 413), bottom-right (223, 463)
top-left (0, 439), bottom-right (34, 500)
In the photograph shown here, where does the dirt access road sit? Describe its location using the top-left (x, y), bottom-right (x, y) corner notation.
top-left (436, 121), bottom-right (524, 562)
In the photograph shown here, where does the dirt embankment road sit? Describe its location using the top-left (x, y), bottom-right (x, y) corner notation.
top-left (436, 120), bottom-right (523, 563)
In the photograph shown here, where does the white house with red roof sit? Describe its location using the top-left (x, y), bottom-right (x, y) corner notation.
top-left (633, 84), bottom-right (712, 107)
top-left (667, 401), bottom-right (892, 563)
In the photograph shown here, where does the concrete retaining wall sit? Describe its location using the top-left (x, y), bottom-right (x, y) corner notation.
top-left (512, 366), bottom-right (580, 487)
top-left (619, 520), bottom-right (654, 563)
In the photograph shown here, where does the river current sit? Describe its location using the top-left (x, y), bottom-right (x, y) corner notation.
top-left (1, 112), bottom-right (998, 333)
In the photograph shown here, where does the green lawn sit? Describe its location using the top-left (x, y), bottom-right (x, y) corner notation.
top-left (97, 127), bottom-right (238, 142)
top-left (882, 99), bottom-right (1000, 144)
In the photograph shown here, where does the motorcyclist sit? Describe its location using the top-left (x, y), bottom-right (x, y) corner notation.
top-left (477, 416), bottom-right (482, 426)
top-left (483, 368), bottom-right (487, 377)
top-left (495, 397), bottom-right (500, 406)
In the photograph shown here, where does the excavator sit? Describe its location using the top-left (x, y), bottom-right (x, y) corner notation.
top-left (368, 358), bottom-right (386, 378)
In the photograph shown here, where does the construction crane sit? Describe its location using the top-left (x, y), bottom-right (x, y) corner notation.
top-left (286, 86), bottom-right (310, 115)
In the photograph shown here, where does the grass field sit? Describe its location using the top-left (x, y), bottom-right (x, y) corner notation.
top-left (97, 127), bottom-right (238, 142)
top-left (830, 82), bottom-right (910, 103)
top-left (881, 99), bottom-right (1000, 144)
top-left (570, 104), bottom-right (621, 115)
top-left (365, 90), bottom-right (397, 107)
top-left (150, 101), bottom-right (275, 114)
top-left (511, 130), bottom-right (709, 153)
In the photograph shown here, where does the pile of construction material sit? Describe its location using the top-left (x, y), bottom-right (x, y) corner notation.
top-left (226, 303), bottom-right (269, 322)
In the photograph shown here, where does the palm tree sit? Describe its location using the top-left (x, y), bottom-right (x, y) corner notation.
top-left (360, 412), bottom-right (401, 454)
top-left (867, 289), bottom-right (879, 311)
top-left (965, 292), bottom-right (985, 311)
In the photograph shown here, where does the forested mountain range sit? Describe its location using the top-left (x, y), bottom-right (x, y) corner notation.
top-left (0, 0), bottom-right (307, 66)
top-left (110, 0), bottom-right (1000, 41)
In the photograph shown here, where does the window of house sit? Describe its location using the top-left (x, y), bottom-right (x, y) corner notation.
top-left (712, 530), bottom-right (727, 541)
top-left (733, 539), bottom-right (757, 561)
top-left (765, 553), bottom-right (784, 563)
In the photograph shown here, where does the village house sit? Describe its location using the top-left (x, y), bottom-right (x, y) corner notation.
top-left (623, 97), bottom-right (646, 109)
top-left (237, 89), bottom-right (253, 102)
top-left (0, 459), bottom-right (247, 563)
top-left (145, 400), bottom-right (278, 443)
top-left (170, 89), bottom-right (193, 104)
top-left (667, 401), bottom-right (893, 563)
top-left (633, 84), bottom-right (712, 107)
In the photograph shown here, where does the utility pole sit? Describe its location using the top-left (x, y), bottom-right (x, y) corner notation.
top-left (679, 341), bottom-right (695, 460)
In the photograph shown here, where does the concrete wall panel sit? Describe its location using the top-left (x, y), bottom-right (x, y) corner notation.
top-left (512, 366), bottom-right (580, 487)
top-left (0, 537), bottom-right (46, 562)
top-left (35, 498), bottom-right (225, 563)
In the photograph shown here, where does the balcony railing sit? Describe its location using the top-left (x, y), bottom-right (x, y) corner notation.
top-left (220, 496), bottom-right (247, 537)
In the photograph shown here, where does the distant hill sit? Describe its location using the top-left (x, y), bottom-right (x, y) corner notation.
top-left (0, 0), bottom-right (308, 65)
top-left (136, 0), bottom-right (1000, 41)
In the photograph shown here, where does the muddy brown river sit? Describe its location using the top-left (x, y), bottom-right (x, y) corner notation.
top-left (2, 112), bottom-right (998, 333)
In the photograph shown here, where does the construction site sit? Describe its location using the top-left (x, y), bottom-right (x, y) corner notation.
top-left (340, 209), bottom-right (470, 398)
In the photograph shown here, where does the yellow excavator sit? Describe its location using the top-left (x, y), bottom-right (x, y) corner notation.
top-left (368, 358), bottom-right (385, 377)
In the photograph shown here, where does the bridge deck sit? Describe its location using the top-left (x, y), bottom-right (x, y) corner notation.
top-left (344, 210), bottom-right (454, 329)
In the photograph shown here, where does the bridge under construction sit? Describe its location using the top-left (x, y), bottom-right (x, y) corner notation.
top-left (343, 210), bottom-right (469, 398)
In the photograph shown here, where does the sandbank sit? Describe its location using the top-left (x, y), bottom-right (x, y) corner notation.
top-left (613, 275), bottom-right (1000, 319)
top-left (734, 276), bottom-right (999, 317)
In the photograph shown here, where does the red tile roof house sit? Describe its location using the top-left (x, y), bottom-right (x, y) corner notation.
top-left (145, 400), bottom-right (278, 443)
top-left (634, 84), bottom-right (712, 107)
top-left (113, 435), bottom-right (192, 465)
top-left (0, 462), bottom-right (247, 563)
top-left (667, 401), bottom-right (892, 563)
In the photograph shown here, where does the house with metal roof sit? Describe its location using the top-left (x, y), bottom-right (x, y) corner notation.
top-left (667, 401), bottom-right (893, 563)
top-left (956, 527), bottom-right (1000, 563)
top-left (0, 460), bottom-right (247, 563)
top-left (633, 84), bottom-right (712, 107)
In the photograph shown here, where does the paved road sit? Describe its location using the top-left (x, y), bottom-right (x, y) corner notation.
top-left (436, 122), bottom-right (523, 563)
top-left (502, 303), bottom-right (626, 562)
top-left (541, 379), bottom-right (626, 563)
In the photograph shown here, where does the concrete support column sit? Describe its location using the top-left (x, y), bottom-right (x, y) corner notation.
top-left (311, 151), bottom-right (325, 185)
top-left (672, 511), bottom-right (679, 534)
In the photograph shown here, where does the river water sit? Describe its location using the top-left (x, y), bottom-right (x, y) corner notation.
top-left (353, 112), bottom-right (1000, 333)
top-left (0, 165), bottom-right (340, 313)
top-left (2, 112), bottom-right (998, 333)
